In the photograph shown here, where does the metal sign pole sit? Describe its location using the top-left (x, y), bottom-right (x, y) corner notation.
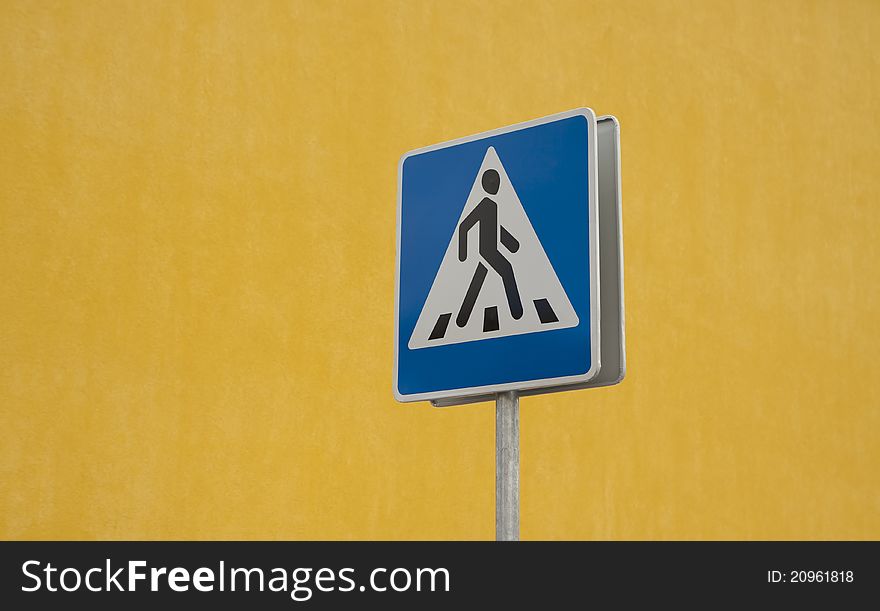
top-left (496, 390), bottom-right (519, 541)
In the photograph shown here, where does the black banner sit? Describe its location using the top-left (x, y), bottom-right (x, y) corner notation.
top-left (1, 542), bottom-right (876, 608)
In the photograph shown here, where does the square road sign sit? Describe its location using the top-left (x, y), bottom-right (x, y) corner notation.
top-left (394, 108), bottom-right (616, 404)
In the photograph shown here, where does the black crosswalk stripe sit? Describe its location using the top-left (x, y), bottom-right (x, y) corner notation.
top-left (534, 298), bottom-right (558, 324)
top-left (483, 306), bottom-right (499, 332)
top-left (429, 313), bottom-right (452, 340)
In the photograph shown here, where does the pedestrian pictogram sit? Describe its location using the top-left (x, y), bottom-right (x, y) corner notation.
top-left (408, 147), bottom-right (578, 349)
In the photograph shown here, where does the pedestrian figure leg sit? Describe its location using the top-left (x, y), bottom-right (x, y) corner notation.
top-left (483, 251), bottom-right (523, 320)
top-left (457, 263), bottom-right (488, 327)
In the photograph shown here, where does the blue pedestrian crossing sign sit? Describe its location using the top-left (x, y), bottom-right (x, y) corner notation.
top-left (394, 108), bottom-right (625, 404)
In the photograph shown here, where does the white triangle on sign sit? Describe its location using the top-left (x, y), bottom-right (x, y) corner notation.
top-left (408, 146), bottom-right (579, 350)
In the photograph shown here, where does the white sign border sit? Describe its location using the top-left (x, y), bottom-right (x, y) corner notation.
top-left (393, 108), bottom-right (601, 403)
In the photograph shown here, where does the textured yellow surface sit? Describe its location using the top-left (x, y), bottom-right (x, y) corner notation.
top-left (1, 0), bottom-right (878, 540)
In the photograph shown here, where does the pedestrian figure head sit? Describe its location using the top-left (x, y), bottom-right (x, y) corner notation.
top-left (482, 169), bottom-right (500, 195)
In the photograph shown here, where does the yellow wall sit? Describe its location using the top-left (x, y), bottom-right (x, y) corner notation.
top-left (1, 0), bottom-right (878, 540)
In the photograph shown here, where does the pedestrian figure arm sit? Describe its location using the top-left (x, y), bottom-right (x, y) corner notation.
top-left (458, 206), bottom-right (482, 261)
top-left (500, 226), bottom-right (519, 253)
